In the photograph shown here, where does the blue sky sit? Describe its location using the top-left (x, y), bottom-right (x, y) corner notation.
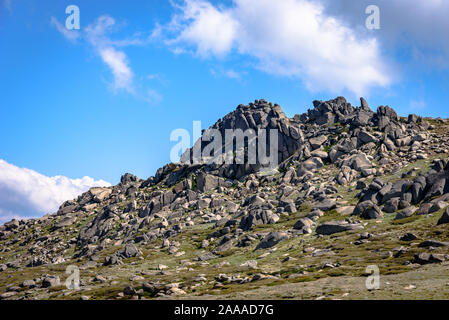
top-left (1, 0), bottom-right (449, 221)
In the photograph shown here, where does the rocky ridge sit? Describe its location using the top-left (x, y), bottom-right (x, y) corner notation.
top-left (1, 97), bottom-right (449, 300)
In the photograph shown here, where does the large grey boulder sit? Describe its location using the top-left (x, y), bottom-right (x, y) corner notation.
top-left (316, 221), bottom-right (364, 235)
top-left (353, 200), bottom-right (383, 219)
top-left (309, 136), bottom-right (327, 150)
top-left (293, 217), bottom-right (315, 233)
top-left (255, 232), bottom-right (288, 250)
top-left (197, 172), bottom-right (224, 193)
top-left (118, 244), bottom-right (140, 259)
top-left (358, 131), bottom-right (377, 145)
top-left (4, 219), bottom-right (19, 230)
top-left (418, 240), bottom-right (449, 248)
top-left (297, 157), bottom-right (324, 176)
top-left (381, 181), bottom-right (408, 204)
top-left (54, 216), bottom-right (75, 229)
top-left (243, 195), bottom-right (265, 207)
top-left (394, 206), bottom-right (417, 220)
top-left (342, 153), bottom-right (372, 171)
top-left (383, 198), bottom-right (400, 213)
top-left (336, 166), bottom-right (358, 185)
top-left (240, 209), bottom-right (279, 231)
top-left (313, 198), bottom-right (337, 211)
top-left (413, 253), bottom-right (448, 265)
top-left (42, 276), bottom-right (61, 288)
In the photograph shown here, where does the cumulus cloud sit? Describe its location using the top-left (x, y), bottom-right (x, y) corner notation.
top-left (161, 0), bottom-right (392, 96)
top-left (167, 0), bottom-right (238, 57)
top-left (0, 159), bottom-right (111, 224)
top-left (322, 0), bottom-right (449, 68)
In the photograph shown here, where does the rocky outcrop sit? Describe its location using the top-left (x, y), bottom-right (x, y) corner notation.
top-left (353, 159), bottom-right (449, 219)
top-left (3, 96), bottom-right (449, 300)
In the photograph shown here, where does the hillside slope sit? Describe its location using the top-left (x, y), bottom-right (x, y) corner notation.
top-left (1, 97), bottom-right (449, 300)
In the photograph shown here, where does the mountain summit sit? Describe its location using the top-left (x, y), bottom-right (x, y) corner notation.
top-left (1, 97), bottom-right (449, 300)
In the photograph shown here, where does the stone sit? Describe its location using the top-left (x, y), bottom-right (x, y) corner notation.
top-left (418, 240), bottom-right (449, 248)
top-left (360, 97), bottom-right (369, 109)
top-left (309, 136), bottom-right (327, 149)
top-left (255, 232), bottom-right (288, 250)
top-left (414, 253), bottom-right (448, 265)
top-left (197, 173), bottom-right (222, 193)
top-left (437, 207), bottom-right (449, 225)
top-left (310, 150), bottom-right (329, 159)
top-left (244, 195), bottom-right (265, 206)
top-left (94, 275), bottom-right (107, 283)
top-left (400, 233), bottom-right (418, 241)
top-left (336, 166), bottom-right (358, 185)
top-left (240, 260), bottom-right (258, 269)
top-left (293, 217), bottom-right (315, 230)
top-left (284, 203), bottom-right (297, 213)
top-left (336, 206), bottom-right (355, 215)
top-left (118, 244), bottom-right (140, 259)
top-left (356, 180), bottom-right (368, 190)
top-left (123, 286), bottom-right (136, 295)
top-left (21, 280), bottom-right (36, 288)
top-left (4, 219), bottom-right (19, 230)
top-left (316, 221), bottom-right (364, 235)
top-left (358, 131), bottom-right (377, 144)
top-left (353, 200), bottom-right (383, 219)
top-left (383, 198), bottom-right (400, 213)
top-left (197, 252), bottom-right (218, 261)
top-left (297, 157), bottom-right (324, 176)
top-left (417, 203), bottom-right (433, 215)
top-left (394, 207), bottom-right (417, 220)
top-left (90, 187), bottom-right (112, 202)
top-left (0, 292), bottom-right (17, 299)
top-left (42, 276), bottom-right (61, 288)
top-left (342, 153), bottom-right (372, 171)
top-left (429, 201), bottom-right (448, 213)
top-left (239, 208), bottom-right (279, 231)
top-left (54, 217), bottom-right (75, 229)
top-left (313, 198), bottom-right (337, 211)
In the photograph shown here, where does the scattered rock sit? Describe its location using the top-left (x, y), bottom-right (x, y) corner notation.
top-left (255, 232), bottom-right (288, 250)
top-left (400, 233), bottom-right (418, 241)
top-left (316, 221), bottom-right (364, 235)
top-left (42, 276), bottom-right (61, 288)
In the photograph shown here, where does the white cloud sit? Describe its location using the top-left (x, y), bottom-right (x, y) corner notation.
top-left (322, 0), bottom-right (449, 69)
top-left (52, 15), bottom-right (161, 104)
top-left (144, 89), bottom-right (163, 105)
top-left (99, 47), bottom-right (134, 92)
top-left (50, 16), bottom-right (80, 42)
top-left (85, 16), bottom-right (135, 93)
top-left (162, 0), bottom-right (392, 96)
top-left (0, 159), bottom-right (111, 224)
top-left (167, 0), bottom-right (238, 57)
top-left (210, 67), bottom-right (245, 81)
